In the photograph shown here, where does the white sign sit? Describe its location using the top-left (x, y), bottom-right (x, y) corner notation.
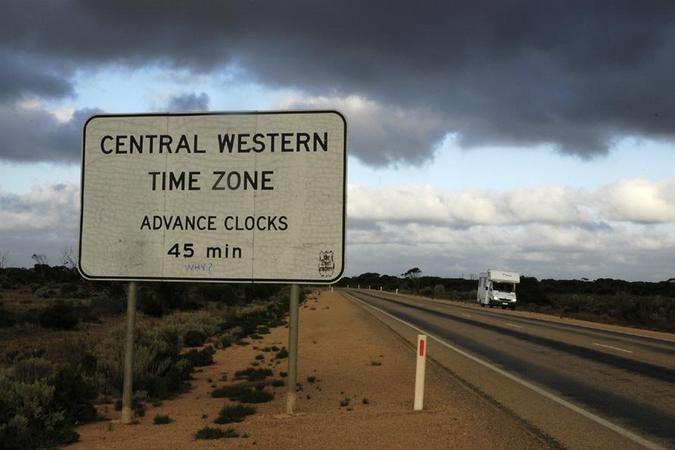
top-left (79, 111), bottom-right (346, 283)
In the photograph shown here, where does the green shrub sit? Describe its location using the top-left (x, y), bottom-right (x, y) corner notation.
top-left (183, 346), bottom-right (215, 367)
top-left (217, 336), bottom-right (232, 349)
top-left (0, 367), bottom-right (81, 450)
top-left (211, 383), bottom-right (274, 403)
top-left (59, 283), bottom-right (79, 296)
top-left (214, 404), bottom-right (255, 424)
top-left (195, 426), bottom-right (238, 439)
top-left (234, 367), bottom-right (272, 381)
top-left (113, 395), bottom-right (145, 417)
top-left (38, 300), bottom-right (79, 330)
top-left (11, 357), bottom-right (55, 383)
top-left (0, 305), bottom-right (16, 328)
top-left (34, 284), bottom-right (59, 298)
top-left (275, 348), bottom-right (288, 359)
top-left (183, 329), bottom-right (207, 347)
top-left (138, 293), bottom-right (165, 317)
top-left (153, 414), bottom-right (172, 425)
top-left (96, 326), bottom-right (192, 399)
top-left (51, 365), bottom-right (98, 422)
top-left (90, 293), bottom-right (126, 316)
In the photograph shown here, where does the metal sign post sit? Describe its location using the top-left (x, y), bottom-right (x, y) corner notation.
top-left (286, 283), bottom-right (300, 415)
top-left (121, 281), bottom-right (137, 424)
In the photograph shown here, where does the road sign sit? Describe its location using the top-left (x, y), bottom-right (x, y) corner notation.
top-left (79, 111), bottom-right (346, 283)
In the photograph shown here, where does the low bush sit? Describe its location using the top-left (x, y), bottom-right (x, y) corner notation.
top-left (183, 329), bottom-right (207, 347)
top-left (275, 348), bottom-right (288, 359)
top-left (183, 346), bottom-right (215, 367)
top-left (113, 395), bottom-right (145, 417)
top-left (195, 426), bottom-right (239, 439)
top-left (211, 382), bottom-right (274, 403)
top-left (214, 404), bottom-right (255, 424)
top-left (0, 355), bottom-right (99, 450)
top-left (96, 326), bottom-right (192, 400)
top-left (38, 300), bottom-right (79, 330)
top-left (89, 293), bottom-right (126, 316)
top-left (234, 367), bottom-right (272, 381)
top-left (138, 293), bottom-right (165, 317)
top-left (0, 306), bottom-right (16, 328)
top-left (217, 336), bottom-right (232, 349)
top-left (153, 414), bottom-right (172, 425)
top-left (34, 284), bottom-right (59, 298)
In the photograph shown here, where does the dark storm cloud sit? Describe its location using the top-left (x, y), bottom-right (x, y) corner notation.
top-left (0, 107), bottom-right (100, 162)
top-left (2, 1), bottom-right (675, 164)
top-left (166, 92), bottom-right (210, 112)
top-left (0, 52), bottom-right (74, 100)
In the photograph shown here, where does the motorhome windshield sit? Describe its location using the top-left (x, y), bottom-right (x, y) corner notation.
top-left (492, 282), bottom-right (515, 292)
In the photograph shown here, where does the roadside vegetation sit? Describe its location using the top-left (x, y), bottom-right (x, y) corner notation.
top-left (0, 264), bottom-right (298, 450)
top-left (339, 272), bottom-right (675, 333)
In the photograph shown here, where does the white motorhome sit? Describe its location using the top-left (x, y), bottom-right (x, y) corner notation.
top-left (477, 270), bottom-right (520, 309)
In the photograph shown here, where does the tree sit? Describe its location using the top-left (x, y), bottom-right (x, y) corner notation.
top-left (401, 267), bottom-right (422, 279)
top-left (401, 267), bottom-right (422, 292)
top-left (32, 254), bottom-right (49, 266)
top-left (62, 246), bottom-right (78, 269)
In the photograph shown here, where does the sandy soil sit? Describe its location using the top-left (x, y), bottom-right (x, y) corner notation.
top-left (71, 290), bottom-right (548, 449)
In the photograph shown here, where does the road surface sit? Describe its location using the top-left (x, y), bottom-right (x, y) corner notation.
top-left (342, 288), bottom-right (675, 450)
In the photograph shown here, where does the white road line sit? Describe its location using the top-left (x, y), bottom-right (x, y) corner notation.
top-left (593, 343), bottom-right (633, 354)
top-left (345, 293), bottom-right (664, 450)
top-left (504, 322), bottom-right (523, 329)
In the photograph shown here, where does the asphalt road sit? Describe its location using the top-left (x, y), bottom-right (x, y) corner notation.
top-left (342, 288), bottom-right (675, 450)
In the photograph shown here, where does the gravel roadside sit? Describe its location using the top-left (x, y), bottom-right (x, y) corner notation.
top-left (71, 289), bottom-right (548, 449)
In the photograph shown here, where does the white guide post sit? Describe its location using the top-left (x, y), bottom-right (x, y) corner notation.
top-left (414, 334), bottom-right (427, 411)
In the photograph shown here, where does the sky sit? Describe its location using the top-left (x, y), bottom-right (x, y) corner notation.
top-left (1, 1), bottom-right (675, 281)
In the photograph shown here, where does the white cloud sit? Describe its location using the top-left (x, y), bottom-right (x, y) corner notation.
top-left (348, 178), bottom-right (675, 227)
top-left (0, 183), bottom-right (79, 231)
top-left (2, 177), bottom-right (675, 280)
top-left (598, 178), bottom-right (675, 224)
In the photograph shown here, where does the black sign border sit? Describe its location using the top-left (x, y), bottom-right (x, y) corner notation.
top-left (78, 110), bottom-right (347, 284)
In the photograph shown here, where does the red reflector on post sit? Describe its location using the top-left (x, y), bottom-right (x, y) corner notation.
top-left (419, 338), bottom-right (425, 357)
